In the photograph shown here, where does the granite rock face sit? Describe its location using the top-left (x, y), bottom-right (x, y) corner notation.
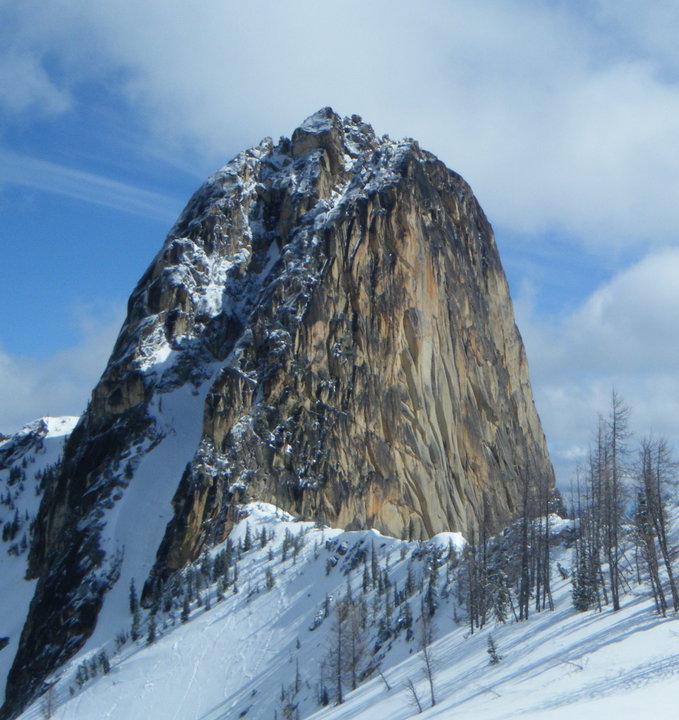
top-left (2, 108), bottom-right (553, 717)
top-left (147, 108), bottom-right (553, 564)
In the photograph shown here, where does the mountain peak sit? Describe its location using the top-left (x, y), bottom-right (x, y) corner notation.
top-left (1, 110), bottom-right (553, 718)
top-left (298, 105), bottom-right (341, 133)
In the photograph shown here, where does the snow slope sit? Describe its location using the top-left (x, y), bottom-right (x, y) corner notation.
top-left (0, 417), bottom-right (78, 698)
top-left (309, 566), bottom-right (679, 720)
top-left (15, 503), bottom-right (679, 720)
top-left (84, 381), bottom-right (217, 654)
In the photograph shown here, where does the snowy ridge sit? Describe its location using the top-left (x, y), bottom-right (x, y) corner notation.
top-left (15, 502), bottom-right (679, 720)
top-left (0, 417), bottom-right (77, 461)
top-left (0, 417), bottom-right (78, 697)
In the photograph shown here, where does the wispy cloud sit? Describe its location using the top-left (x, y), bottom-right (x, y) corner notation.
top-left (0, 149), bottom-right (182, 221)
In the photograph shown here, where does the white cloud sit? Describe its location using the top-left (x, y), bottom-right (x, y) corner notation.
top-left (0, 305), bottom-right (123, 435)
top-left (3, 1), bottom-right (679, 251)
top-left (566, 249), bottom-right (679, 372)
top-left (516, 247), bottom-right (679, 487)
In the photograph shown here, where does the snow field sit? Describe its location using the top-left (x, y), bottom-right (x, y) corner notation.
top-left (14, 500), bottom-right (679, 720)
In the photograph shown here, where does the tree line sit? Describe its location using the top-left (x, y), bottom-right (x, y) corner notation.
top-left (571, 390), bottom-right (678, 615)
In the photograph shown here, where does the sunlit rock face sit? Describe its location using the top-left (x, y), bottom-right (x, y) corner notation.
top-left (2, 108), bottom-right (553, 718)
top-left (145, 107), bottom-right (553, 559)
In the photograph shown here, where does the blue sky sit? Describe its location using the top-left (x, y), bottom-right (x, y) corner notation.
top-left (2, 0), bottom-right (679, 488)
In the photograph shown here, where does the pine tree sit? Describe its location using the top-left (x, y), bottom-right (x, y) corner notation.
top-left (402, 601), bottom-right (413, 640)
top-left (181, 595), bottom-right (190, 623)
top-left (213, 551), bottom-right (224, 581)
top-left (147, 613), bottom-right (157, 644)
top-left (371, 542), bottom-right (379, 587)
top-left (329, 598), bottom-right (348, 704)
top-left (319, 679), bottom-right (329, 707)
top-left (424, 553), bottom-right (439, 617)
top-left (98, 650), bottom-right (111, 674)
top-left (131, 603), bottom-right (141, 642)
top-left (487, 634), bottom-right (502, 664)
top-left (225, 537), bottom-right (234, 568)
top-left (571, 539), bottom-right (598, 612)
top-left (75, 663), bottom-right (89, 688)
top-left (405, 562), bottom-right (416, 598)
top-left (362, 563), bottom-right (371, 593)
top-left (345, 599), bottom-right (366, 690)
top-left (281, 529), bottom-right (288, 561)
top-left (491, 570), bottom-right (510, 623)
top-left (243, 523), bottom-right (252, 552)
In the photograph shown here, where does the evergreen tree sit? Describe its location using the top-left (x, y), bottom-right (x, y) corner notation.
top-left (371, 542), bottom-right (379, 587)
top-left (129, 578), bottom-right (139, 615)
top-left (362, 563), bottom-right (371, 593)
top-left (424, 553), bottom-right (439, 617)
top-left (282, 529), bottom-right (293, 562)
top-left (571, 539), bottom-right (598, 612)
top-left (399, 601), bottom-right (413, 640)
top-left (225, 538), bottom-right (234, 568)
top-left (243, 523), bottom-right (252, 552)
top-left (41, 682), bottom-right (56, 719)
top-left (130, 597), bottom-right (141, 642)
top-left (490, 570), bottom-right (510, 623)
top-left (147, 613), bottom-right (157, 644)
top-left (405, 563), bottom-right (416, 598)
top-left (181, 595), bottom-right (190, 624)
top-left (98, 650), bottom-right (111, 675)
top-left (487, 634), bottom-right (502, 664)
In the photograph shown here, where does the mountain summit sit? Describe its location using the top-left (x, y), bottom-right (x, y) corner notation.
top-left (2, 108), bottom-right (553, 717)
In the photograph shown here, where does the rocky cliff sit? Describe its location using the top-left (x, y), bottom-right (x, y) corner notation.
top-left (2, 108), bottom-right (553, 717)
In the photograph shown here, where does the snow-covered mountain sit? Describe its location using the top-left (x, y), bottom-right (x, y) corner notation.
top-left (1, 108), bottom-right (555, 717)
top-left (0, 417), bottom-right (78, 700)
top-left (1, 416), bottom-right (677, 720)
top-left (11, 502), bottom-right (679, 720)
top-left (2, 109), bottom-right (677, 720)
